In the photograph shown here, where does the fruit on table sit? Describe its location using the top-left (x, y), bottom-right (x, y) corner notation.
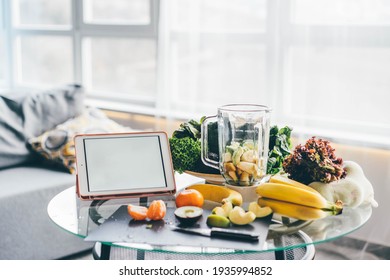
top-left (212, 206), bottom-right (227, 217)
top-left (258, 198), bottom-right (340, 221)
top-left (211, 201), bottom-right (233, 218)
top-left (228, 206), bottom-right (256, 225)
top-left (146, 200), bottom-right (167, 221)
top-left (256, 182), bottom-right (342, 211)
top-left (206, 214), bottom-right (231, 228)
top-left (174, 206), bottom-right (203, 225)
top-left (248, 201), bottom-right (273, 218)
top-left (187, 184), bottom-right (243, 206)
top-left (127, 204), bottom-right (148, 221)
top-left (222, 201), bottom-right (233, 215)
top-left (176, 189), bottom-right (204, 208)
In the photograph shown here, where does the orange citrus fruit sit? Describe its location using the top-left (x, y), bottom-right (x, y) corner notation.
top-left (147, 200), bottom-right (167, 220)
top-left (175, 189), bottom-right (204, 208)
top-left (127, 204), bottom-right (148, 221)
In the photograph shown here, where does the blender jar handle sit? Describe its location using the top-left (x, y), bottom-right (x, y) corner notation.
top-left (201, 115), bottom-right (219, 170)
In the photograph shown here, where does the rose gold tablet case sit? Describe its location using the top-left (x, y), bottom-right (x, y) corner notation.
top-left (74, 131), bottom-right (176, 200)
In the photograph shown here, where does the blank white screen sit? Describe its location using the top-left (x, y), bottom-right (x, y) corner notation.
top-left (84, 136), bottom-right (167, 192)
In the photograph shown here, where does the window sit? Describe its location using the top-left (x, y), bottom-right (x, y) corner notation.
top-left (14, 0), bottom-right (72, 27)
top-left (84, 0), bottom-right (151, 25)
top-left (159, 0), bottom-right (269, 115)
top-left (282, 0), bottom-right (390, 145)
top-left (1, 0), bottom-right (390, 147)
top-left (2, 0), bottom-right (157, 104)
top-left (17, 35), bottom-right (73, 86)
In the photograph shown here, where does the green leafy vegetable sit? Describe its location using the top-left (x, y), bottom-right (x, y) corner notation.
top-left (267, 125), bottom-right (293, 175)
top-left (170, 117), bottom-right (219, 174)
top-left (172, 117), bottom-right (204, 140)
top-left (169, 137), bottom-right (201, 174)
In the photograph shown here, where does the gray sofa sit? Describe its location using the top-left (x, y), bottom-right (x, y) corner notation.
top-left (0, 85), bottom-right (93, 259)
top-left (0, 164), bottom-right (93, 259)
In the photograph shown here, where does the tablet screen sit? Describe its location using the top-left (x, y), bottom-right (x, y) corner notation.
top-left (83, 135), bottom-right (167, 192)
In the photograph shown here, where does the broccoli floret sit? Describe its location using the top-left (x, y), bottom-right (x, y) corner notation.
top-left (169, 137), bottom-right (201, 174)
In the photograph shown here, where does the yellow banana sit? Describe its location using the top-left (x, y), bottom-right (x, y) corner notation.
top-left (269, 174), bottom-right (318, 194)
top-left (258, 198), bottom-right (339, 221)
top-left (187, 184), bottom-right (243, 206)
top-left (256, 182), bottom-right (341, 210)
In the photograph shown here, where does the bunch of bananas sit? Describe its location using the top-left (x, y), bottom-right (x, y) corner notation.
top-left (256, 175), bottom-right (343, 221)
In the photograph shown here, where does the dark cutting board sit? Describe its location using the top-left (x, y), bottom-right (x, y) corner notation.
top-left (85, 205), bottom-right (272, 251)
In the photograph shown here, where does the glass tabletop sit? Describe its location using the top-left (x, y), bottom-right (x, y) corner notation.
top-left (48, 186), bottom-right (372, 256)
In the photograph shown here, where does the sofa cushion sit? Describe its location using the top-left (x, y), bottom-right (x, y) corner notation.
top-left (0, 84), bottom-right (84, 170)
top-left (28, 107), bottom-right (133, 174)
top-left (22, 84), bottom-right (84, 137)
top-left (0, 164), bottom-right (76, 197)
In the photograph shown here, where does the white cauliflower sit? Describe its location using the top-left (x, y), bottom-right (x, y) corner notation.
top-left (309, 161), bottom-right (378, 208)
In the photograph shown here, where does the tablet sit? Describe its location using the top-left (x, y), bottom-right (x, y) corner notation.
top-left (74, 131), bottom-right (176, 200)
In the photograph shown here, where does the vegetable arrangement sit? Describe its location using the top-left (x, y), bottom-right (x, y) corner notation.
top-left (169, 119), bottom-right (293, 177)
top-left (170, 118), bottom-right (376, 211)
top-left (282, 136), bottom-right (377, 209)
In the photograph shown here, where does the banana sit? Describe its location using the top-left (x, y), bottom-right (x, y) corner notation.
top-left (256, 182), bottom-right (341, 211)
top-left (187, 184), bottom-right (243, 206)
top-left (269, 174), bottom-right (318, 194)
top-left (258, 198), bottom-right (340, 221)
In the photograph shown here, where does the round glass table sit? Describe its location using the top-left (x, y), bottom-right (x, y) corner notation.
top-left (48, 186), bottom-right (372, 260)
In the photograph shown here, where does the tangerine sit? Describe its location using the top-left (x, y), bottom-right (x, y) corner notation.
top-left (127, 204), bottom-right (148, 221)
top-left (175, 189), bottom-right (204, 208)
top-left (147, 200), bottom-right (167, 220)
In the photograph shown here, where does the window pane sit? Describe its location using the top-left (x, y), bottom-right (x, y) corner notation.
top-left (14, 0), bottom-right (71, 27)
top-left (292, 0), bottom-right (390, 25)
top-left (286, 46), bottom-right (390, 126)
top-left (172, 0), bottom-right (267, 32)
top-left (18, 36), bottom-right (73, 86)
top-left (170, 37), bottom-right (267, 114)
top-left (84, 0), bottom-right (150, 25)
top-left (84, 37), bottom-right (156, 99)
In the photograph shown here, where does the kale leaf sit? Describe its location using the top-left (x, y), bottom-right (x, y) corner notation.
top-left (169, 137), bottom-right (201, 174)
top-left (267, 125), bottom-right (293, 175)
